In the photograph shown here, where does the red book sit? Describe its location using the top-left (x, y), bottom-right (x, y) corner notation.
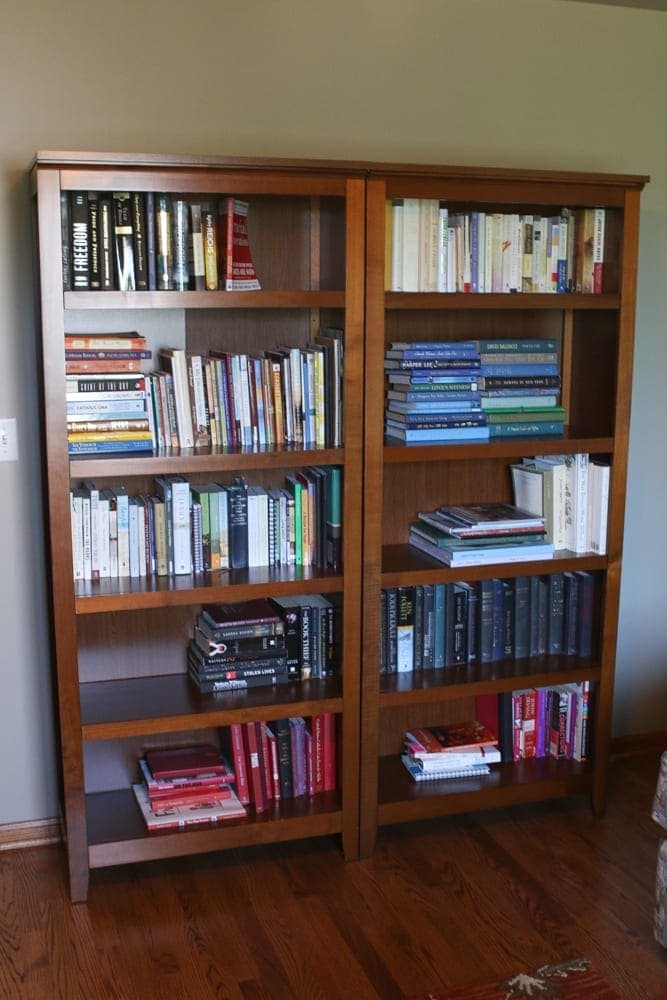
top-left (139, 757), bottom-right (235, 797)
top-left (265, 724), bottom-right (282, 801)
top-left (145, 744), bottom-right (226, 780)
top-left (218, 197), bottom-right (261, 291)
top-left (305, 725), bottom-right (314, 796)
top-left (428, 720), bottom-right (498, 751)
top-left (259, 722), bottom-right (274, 803)
top-left (512, 694), bottom-right (523, 761)
top-left (311, 714), bottom-right (325, 794)
top-left (65, 358), bottom-right (145, 374)
top-left (147, 784), bottom-right (232, 809)
top-left (322, 713), bottom-right (336, 792)
top-left (244, 721), bottom-right (269, 813)
top-left (521, 689), bottom-right (538, 759)
top-left (225, 723), bottom-right (250, 805)
top-left (64, 334), bottom-right (147, 351)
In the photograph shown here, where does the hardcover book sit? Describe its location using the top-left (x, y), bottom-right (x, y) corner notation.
top-left (218, 197), bottom-right (261, 291)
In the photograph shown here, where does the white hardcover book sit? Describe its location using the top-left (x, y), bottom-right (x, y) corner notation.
top-left (437, 206), bottom-right (449, 292)
top-left (511, 464), bottom-right (543, 516)
top-left (532, 216), bottom-right (547, 293)
top-left (70, 491), bottom-right (84, 581)
top-left (162, 349), bottom-right (194, 448)
top-left (391, 199), bottom-right (404, 291)
top-left (98, 493), bottom-right (111, 579)
top-left (137, 500), bottom-right (147, 577)
top-left (189, 354), bottom-right (208, 446)
top-left (574, 452), bottom-right (590, 553)
top-left (589, 460), bottom-right (610, 555)
top-left (401, 198), bottom-right (420, 292)
top-left (169, 477), bottom-right (192, 575)
top-left (128, 499), bottom-right (140, 578)
top-left (114, 489), bottom-right (130, 578)
top-left (246, 487), bottom-right (260, 567)
top-left (107, 503), bottom-right (118, 578)
top-left (418, 199), bottom-right (439, 292)
top-left (237, 354), bottom-right (254, 448)
top-left (257, 488), bottom-right (269, 567)
top-left (83, 480), bottom-right (100, 581)
top-left (288, 347), bottom-right (303, 447)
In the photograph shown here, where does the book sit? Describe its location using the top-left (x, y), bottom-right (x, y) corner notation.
top-left (70, 192), bottom-right (89, 289)
top-left (400, 755), bottom-right (491, 782)
top-left (132, 782), bottom-right (245, 830)
top-left (138, 755), bottom-right (235, 796)
top-left (112, 192), bottom-right (136, 291)
top-left (145, 743), bottom-right (228, 779)
top-left (409, 531), bottom-right (554, 567)
top-left (201, 598), bottom-right (282, 631)
top-left (218, 197), bottom-right (261, 291)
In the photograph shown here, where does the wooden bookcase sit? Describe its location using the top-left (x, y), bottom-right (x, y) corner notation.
top-left (32, 153), bottom-right (647, 898)
top-left (359, 164), bottom-right (647, 856)
top-left (31, 153), bottom-right (365, 901)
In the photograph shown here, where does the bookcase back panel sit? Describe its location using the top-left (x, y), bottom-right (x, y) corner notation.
top-left (378, 698), bottom-right (477, 757)
top-left (382, 459), bottom-right (514, 544)
top-left (78, 608), bottom-right (194, 682)
top-left (384, 309), bottom-right (565, 346)
top-left (83, 730), bottom-right (222, 793)
top-left (186, 308), bottom-right (325, 356)
top-left (569, 312), bottom-right (618, 436)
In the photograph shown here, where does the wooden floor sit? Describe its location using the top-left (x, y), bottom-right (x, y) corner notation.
top-left (0, 751), bottom-right (665, 999)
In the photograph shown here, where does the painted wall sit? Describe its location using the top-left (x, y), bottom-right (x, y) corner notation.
top-left (0, 0), bottom-right (664, 823)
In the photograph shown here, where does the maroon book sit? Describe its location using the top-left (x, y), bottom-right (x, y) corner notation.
top-left (145, 744), bottom-right (226, 780)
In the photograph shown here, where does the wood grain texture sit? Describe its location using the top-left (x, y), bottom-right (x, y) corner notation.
top-left (0, 752), bottom-right (663, 998)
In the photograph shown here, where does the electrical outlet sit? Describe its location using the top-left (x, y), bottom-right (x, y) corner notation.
top-left (0, 418), bottom-right (18, 461)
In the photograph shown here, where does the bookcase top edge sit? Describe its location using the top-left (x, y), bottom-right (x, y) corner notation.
top-left (30, 152), bottom-right (649, 188)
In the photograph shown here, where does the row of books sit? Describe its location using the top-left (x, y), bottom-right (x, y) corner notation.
top-left (408, 502), bottom-right (554, 568)
top-left (386, 200), bottom-right (607, 295)
top-left (511, 454), bottom-right (610, 555)
top-left (133, 743), bottom-right (246, 831)
top-left (225, 715), bottom-right (337, 814)
top-left (381, 570), bottom-right (594, 674)
top-left (384, 338), bottom-right (565, 444)
top-left (65, 328), bottom-right (345, 454)
top-left (63, 191), bottom-right (260, 293)
top-left (496, 682), bottom-right (594, 763)
top-left (189, 596), bottom-right (339, 687)
top-left (70, 468), bottom-right (342, 581)
top-left (402, 720), bottom-right (501, 782)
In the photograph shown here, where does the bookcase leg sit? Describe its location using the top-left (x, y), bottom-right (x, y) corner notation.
top-left (68, 863), bottom-right (90, 903)
top-left (358, 824), bottom-right (377, 860)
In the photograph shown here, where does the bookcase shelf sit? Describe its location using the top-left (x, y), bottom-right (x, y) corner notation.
top-left (86, 788), bottom-right (343, 869)
top-left (80, 675), bottom-right (344, 739)
top-left (69, 446), bottom-right (345, 479)
top-left (64, 290), bottom-right (346, 310)
top-left (383, 435), bottom-right (614, 464)
top-left (385, 292), bottom-right (621, 311)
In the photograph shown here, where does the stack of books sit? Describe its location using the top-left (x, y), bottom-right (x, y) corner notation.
top-left (478, 339), bottom-right (565, 438)
top-left (188, 599), bottom-right (290, 693)
top-left (65, 333), bottom-right (153, 454)
top-left (409, 502), bottom-right (554, 567)
top-left (384, 341), bottom-right (489, 444)
top-left (132, 743), bottom-right (246, 830)
top-left (221, 715), bottom-right (337, 812)
top-left (402, 721), bottom-right (501, 782)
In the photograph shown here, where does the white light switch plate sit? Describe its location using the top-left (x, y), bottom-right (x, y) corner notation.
top-left (0, 418), bottom-right (18, 461)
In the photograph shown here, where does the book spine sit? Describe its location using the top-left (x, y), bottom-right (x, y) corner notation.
top-left (70, 192), bottom-right (89, 289)
top-left (273, 717), bottom-right (293, 798)
top-left (131, 192), bottom-right (148, 290)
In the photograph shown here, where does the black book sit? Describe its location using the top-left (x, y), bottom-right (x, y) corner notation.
top-left (145, 191), bottom-right (157, 290)
top-left (70, 191), bottom-right (89, 289)
top-left (501, 578), bottom-right (515, 659)
top-left (113, 192), bottom-right (136, 291)
top-left (189, 202), bottom-right (206, 290)
top-left (98, 196), bottom-right (115, 290)
top-left (497, 692), bottom-right (514, 763)
top-left (421, 583), bottom-right (435, 670)
top-left (171, 198), bottom-right (190, 291)
top-left (413, 584), bottom-right (424, 671)
top-left (60, 191), bottom-right (72, 290)
top-left (131, 192), bottom-right (149, 290)
top-left (155, 193), bottom-right (173, 290)
top-left (385, 587), bottom-right (398, 673)
top-left (514, 576), bottom-right (530, 660)
top-left (547, 573), bottom-right (565, 655)
top-left (563, 572), bottom-right (580, 656)
top-left (226, 479), bottom-right (248, 569)
top-left (529, 575), bottom-right (541, 657)
top-left (87, 192), bottom-right (101, 290)
top-left (380, 590), bottom-right (388, 673)
top-left (576, 570), bottom-right (594, 657)
top-left (189, 668), bottom-right (290, 694)
top-left (491, 578), bottom-right (504, 662)
top-left (477, 579), bottom-right (495, 664)
top-left (272, 718), bottom-right (293, 799)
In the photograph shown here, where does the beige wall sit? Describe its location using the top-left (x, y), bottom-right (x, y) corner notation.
top-left (0, 0), bottom-right (664, 823)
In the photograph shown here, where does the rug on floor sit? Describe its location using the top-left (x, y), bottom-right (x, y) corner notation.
top-left (418, 957), bottom-right (621, 999)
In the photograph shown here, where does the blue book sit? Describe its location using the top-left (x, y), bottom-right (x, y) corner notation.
top-left (385, 347), bottom-right (480, 360)
top-left (388, 373), bottom-right (480, 385)
top-left (68, 439), bottom-right (153, 454)
top-left (385, 425), bottom-right (490, 443)
top-left (433, 583), bottom-right (446, 669)
top-left (389, 340), bottom-right (479, 351)
top-left (385, 358), bottom-right (481, 371)
top-left (386, 412), bottom-right (486, 427)
top-left (476, 339), bottom-right (557, 353)
top-left (480, 364), bottom-right (560, 376)
top-left (400, 754), bottom-right (490, 782)
top-left (388, 390), bottom-right (482, 404)
top-left (387, 399), bottom-right (482, 413)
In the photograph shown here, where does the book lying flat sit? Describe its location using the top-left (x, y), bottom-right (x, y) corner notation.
top-left (400, 756), bottom-right (491, 782)
top-left (132, 783), bottom-right (246, 830)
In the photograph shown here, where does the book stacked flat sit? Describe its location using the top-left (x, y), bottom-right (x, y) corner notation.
top-left (65, 333), bottom-right (153, 455)
top-left (188, 599), bottom-right (290, 694)
top-left (132, 743), bottom-right (246, 830)
top-left (409, 502), bottom-right (554, 567)
top-left (402, 721), bottom-right (501, 781)
top-left (221, 715), bottom-right (337, 813)
top-left (478, 339), bottom-right (565, 438)
top-left (384, 341), bottom-right (489, 444)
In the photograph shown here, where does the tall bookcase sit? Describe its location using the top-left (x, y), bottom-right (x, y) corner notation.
top-left (359, 164), bottom-right (647, 856)
top-left (32, 153), bottom-right (647, 899)
top-left (31, 153), bottom-right (365, 901)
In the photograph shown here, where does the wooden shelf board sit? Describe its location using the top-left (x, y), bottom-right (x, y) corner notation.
top-left (70, 446), bottom-right (345, 479)
top-left (74, 568), bottom-right (344, 614)
top-left (377, 756), bottom-right (593, 826)
top-left (381, 544), bottom-right (606, 586)
top-left (80, 674), bottom-right (343, 739)
top-left (383, 435), bottom-right (614, 464)
top-left (379, 660), bottom-right (602, 707)
top-left (385, 293), bottom-right (620, 311)
top-left (87, 788), bottom-right (342, 868)
top-left (64, 290), bottom-right (345, 310)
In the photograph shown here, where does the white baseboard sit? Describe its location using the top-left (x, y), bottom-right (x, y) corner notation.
top-left (0, 818), bottom-right (61, 851)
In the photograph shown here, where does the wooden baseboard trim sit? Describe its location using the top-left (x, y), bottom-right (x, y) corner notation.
top-left (0, 818), bottom-right (62, 852)
top-left (611, 730), bottom-right (667, 758)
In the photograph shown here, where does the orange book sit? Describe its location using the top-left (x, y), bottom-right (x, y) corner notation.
top-left (65, 358), bottom-right (144, 374)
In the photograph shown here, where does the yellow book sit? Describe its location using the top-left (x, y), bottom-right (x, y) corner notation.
top-left (67, 430), bottom-right (153, 443)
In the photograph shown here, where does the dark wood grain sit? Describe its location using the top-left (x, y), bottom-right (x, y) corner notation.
top-left (0, 751), bottom-right (663, 998)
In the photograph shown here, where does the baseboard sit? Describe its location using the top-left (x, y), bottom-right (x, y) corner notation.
top-left (0, 818), bottom-right (62, 852)
top-left (611, 730), bottom-right (667, 757)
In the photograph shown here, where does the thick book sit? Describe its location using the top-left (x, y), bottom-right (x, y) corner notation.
top-left (201, 598), bottom-right (282, 631)
top-left (131, 192), bottom-right (148, 290)
top-left (400, 755), bottom-right (491, 782)
top-left (145, 744), bottom-right (228, 780)
top-left (70, 192), bottom-right (89, 290)
top-left (112, 192), bottom-right (136, 291)
top-left (132, 782), bottom-right (245, 830)
top-left (138, 756), bottom-right (235, 796)
top-left (218, 197), bottom-right (261, 291)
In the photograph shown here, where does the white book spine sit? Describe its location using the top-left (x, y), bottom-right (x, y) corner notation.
top-left (401, 198), bottom-right (420, 292)
top-left (218, 490), bottom-right (229, 570)
top-left (98, 496), bottom-right (111, 579)
top-left (391, 199), bottom-right (404, 291)
top-left (170, 479), bottom-right (192, 575)
top-left (128, 500), bottom-right (140, 578)
top-left (70, 492), bottom-right (84, 581)
top-left (116, 494), bottom-right (130, 578)
top-left (437, 206), bottom-right (448, 292)
top-left (575, 453), bottom-right (590, 553)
